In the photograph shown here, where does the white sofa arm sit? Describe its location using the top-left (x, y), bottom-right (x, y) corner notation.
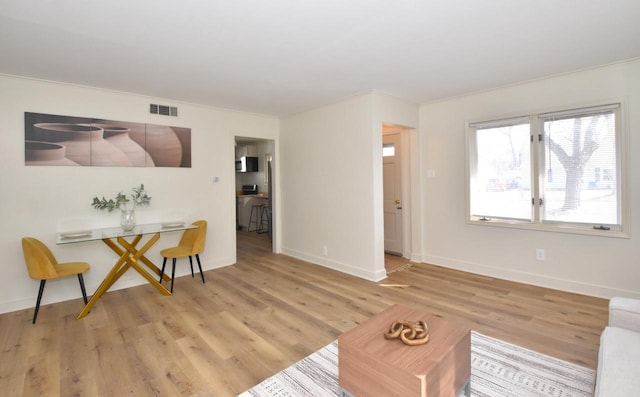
top-left (609, 297), bottom-right (640, 332)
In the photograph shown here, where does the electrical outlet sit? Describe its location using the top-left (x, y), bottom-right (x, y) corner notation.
top-left (322, 245), bottom-right (328, 256)
top-left (536, 248), bottom-right (546, 261)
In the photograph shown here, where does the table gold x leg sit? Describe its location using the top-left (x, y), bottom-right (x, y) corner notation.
top-left (76, 232), bottom-right (170, 319)
top-left (76, 250), bottom-right (129, 319)
top-left (97, 235), bottom-right (143, 292)
top-left (118, 236), bottom-right (171, 283)
top-left (116, 234), bottom-right (171, 295)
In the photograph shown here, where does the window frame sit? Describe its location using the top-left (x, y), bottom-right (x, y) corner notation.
top-left (465, 101), bottom-right (629, 238)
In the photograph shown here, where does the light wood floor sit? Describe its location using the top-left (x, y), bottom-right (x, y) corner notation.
top-left (385, 252), bottom-right (414, 274)
top-left (0, 231), bottom-right (609, 396)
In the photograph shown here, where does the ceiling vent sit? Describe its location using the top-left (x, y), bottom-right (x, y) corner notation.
top-left (149, 103), bottom-right (178, 117)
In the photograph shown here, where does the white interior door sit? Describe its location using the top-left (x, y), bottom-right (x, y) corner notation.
top-left (383, 133), bottom-right (403, 255)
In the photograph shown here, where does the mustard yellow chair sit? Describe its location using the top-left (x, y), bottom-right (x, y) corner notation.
top-left (21, 237), bottom-right (90, 324)
top-left (159, 220), bottom-right (207, 292)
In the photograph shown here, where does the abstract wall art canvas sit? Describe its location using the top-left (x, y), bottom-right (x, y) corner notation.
top-left (24, 112), bottom-right (191, 167)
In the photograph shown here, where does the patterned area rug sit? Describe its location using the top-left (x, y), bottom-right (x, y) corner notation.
top-left (238, 331), bottom-right (595, 397)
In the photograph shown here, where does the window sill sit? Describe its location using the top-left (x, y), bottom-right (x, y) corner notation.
top-left (467, 218), bottom-right (630, 239)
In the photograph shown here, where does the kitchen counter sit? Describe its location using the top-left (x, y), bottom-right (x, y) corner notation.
top-left (236, 194), bottom-right (269, 230)
top-left (236, 193), bottom-right (269, 198)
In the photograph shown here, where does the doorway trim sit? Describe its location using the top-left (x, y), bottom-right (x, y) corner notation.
top-left (382, 123), bottom-right (416, 261)
top-left (232, 135), bottom-right (280, 262)
top-left (382, 130), bottom-right (404, 256)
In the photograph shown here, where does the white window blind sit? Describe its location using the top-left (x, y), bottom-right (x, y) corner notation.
top-left (539, 105), bottom-right (619, 226)
top-left (467, 103), bottom-right (625, 236)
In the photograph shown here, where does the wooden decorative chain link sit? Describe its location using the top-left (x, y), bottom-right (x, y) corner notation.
top-left (384, 320), bottom-right (430, 346)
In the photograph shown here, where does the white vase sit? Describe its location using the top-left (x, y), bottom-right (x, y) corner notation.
top-left (120, 209), bottom-right (136, 231)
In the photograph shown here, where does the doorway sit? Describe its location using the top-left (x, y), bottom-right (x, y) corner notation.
top-left (234, 136), bottom-right (276, 255)
top-left (383, 131), bottom-right (403, 255)
top-left (381, 123), bottom-right (415, 271)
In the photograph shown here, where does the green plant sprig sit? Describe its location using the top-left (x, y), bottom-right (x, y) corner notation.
top-left (92, 184), bottom-right (152, 212)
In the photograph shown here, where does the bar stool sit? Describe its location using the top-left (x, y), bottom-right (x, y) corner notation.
top-left (248, 203), bottom-right (262, 232)
top-left (257, 204), bottom-right (270, 234)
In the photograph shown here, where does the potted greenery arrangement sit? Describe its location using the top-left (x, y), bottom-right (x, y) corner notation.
top-left (92, 184), bottom-right (151, 231)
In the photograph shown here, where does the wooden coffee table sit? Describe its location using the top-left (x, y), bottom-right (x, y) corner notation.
top-left (339, 304), bottom-right (471, 397)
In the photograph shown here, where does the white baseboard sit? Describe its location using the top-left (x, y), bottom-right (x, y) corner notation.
top-left (420, 254), bottom-right (640, 300)
top-left (282, 248), bottom-right (387, 282)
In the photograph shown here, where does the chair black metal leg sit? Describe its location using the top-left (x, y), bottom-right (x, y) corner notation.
top-left (159, 257), bottom-right (167, 283)
top-left (77, 274), bottom-right (88, 304)
top-left (195, 254), bottom-right (205, 284)
top-left (170, 258), bottom-right (177, 293)
top-left (188, 256), bottom-right (194, 277)
top-left (33, 280), bottom-right (46, 324)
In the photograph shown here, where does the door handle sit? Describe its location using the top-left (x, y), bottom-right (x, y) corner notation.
top-left (395, 199), bottom-right (401, 204)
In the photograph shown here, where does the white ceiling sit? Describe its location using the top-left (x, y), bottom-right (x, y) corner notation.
top-left (1, 1), bottom-right (639, 117)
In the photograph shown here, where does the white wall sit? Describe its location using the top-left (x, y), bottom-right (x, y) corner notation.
top-left (0, 74), bottom-right (279, 314)
top-left (280, 92), bottom-right (419, 281)
top-left (419, 59), bottom-right (640, 299)
top-left (280, 95), bottom-right (379, 279)
top-left (372, 93), bottom-right (421, 263)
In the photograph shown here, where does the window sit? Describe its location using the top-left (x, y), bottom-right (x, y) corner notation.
top-left (382, 143), bottom-right (395, 157)
top-left (467, 103), bottom-right (626, 236)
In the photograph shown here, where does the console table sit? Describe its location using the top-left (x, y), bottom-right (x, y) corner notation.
top-left (56, 222), bottom-right (197, 319)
